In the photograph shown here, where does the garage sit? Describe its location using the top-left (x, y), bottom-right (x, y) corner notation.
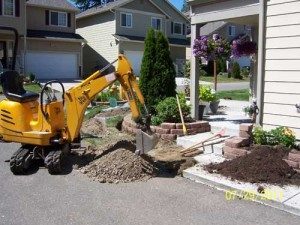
top-left (124, 51), bottom-right (143, 76)
top-left (25, 52), bottom-right (79, 80)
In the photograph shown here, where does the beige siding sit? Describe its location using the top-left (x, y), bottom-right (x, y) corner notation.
top-left (27, 6), bottom-right (76, 33)
top-left (263, 0), bottom-right (300, 139)
top-left (115, 9), bottom-right (166, 37)
top-left (151, 0), bottom-right (188, 39)
top-left (77, 11), bottom-right (118, 76)
top-left (0, 0), bottom-right (26, 35)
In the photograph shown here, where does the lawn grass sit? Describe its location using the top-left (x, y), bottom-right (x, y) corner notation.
top-left (200, 76), bottom-right (250, 83)
top-left (84, 105), bottom-right (103, 120)
top-left (216, 89), bottom-right (250, 101)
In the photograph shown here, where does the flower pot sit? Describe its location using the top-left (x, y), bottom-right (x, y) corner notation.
top-left (210, 100), bottom-right (220, 114)
top-left (201, 101), bottom-right (210, 115)
top-left (198, 104), bottom-right (206, 120)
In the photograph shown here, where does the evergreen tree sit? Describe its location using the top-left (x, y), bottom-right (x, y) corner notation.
top-left (148, 31), bottom-right (176, 109)
top-left (139, 29), bottom-right (157, 109)
top-left (71, 0), bottom-right (115, 10)
top-left (181, 0), bottom-right (189, 13)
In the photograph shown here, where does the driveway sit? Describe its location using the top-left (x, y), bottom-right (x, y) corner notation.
top-left (0, 142), bottom-right (299, 225)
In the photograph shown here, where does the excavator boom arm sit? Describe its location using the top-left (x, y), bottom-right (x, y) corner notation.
top-left (64, 55), bottom-right (146, 142)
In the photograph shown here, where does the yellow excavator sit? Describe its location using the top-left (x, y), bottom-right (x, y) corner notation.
top-left (0, 26), bottom-right (157, 175)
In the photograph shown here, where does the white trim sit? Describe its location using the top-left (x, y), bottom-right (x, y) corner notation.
top-left (191, 3), bottom-right (259, 24)
top-left (25, 37), bottom-right (84, 43)
top-left (120, 12), bottom-right (133, 28)
top-left (118, 7), bottom-right (166, 18)
top-left (2, 0), bottom-right (15, 17)
top-left (151, 17), bottom-right (162, 31)
top-left (50, 10), bottom-right (68, 27)
top-left (173, 22), bottom-right (183, 35)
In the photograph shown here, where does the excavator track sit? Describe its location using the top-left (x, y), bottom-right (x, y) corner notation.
top-left (45, 150), bottom-right (62, 175)
top-left (10, 147), bottom-right (30, 175)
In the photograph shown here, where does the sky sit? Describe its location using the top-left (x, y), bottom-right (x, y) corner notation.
top-left (170, 0), bottom-right (184, 10)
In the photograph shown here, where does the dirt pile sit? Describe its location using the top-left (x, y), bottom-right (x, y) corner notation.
top-left (80, 141), bottom-right (157, 183)
top-left (81, 118), bottom-right (106, 137)
top-left (205, 145), bottom-right (300, 185)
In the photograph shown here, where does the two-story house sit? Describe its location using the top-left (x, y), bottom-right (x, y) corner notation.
top-left (0, 0), bottom-right (84, 80)
top-left (76, 0), bottom-right (190, 76)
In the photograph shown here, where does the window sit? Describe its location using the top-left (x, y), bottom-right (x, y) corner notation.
top-left (50, 11), bottom-right (67, 27)
top-left (120, 13), bottom-right (132, 28)
top-left (151, 17), bottom-right (162, 30)
top-left (228, 26), bottom-right (236, 36)
top-left (173, 22), bottom-right (183, 35)
top-left (3, 0), bottom-right (15, 16)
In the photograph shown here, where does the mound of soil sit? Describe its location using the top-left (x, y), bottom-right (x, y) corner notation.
top-left (205, 145), bottom-right (300, 185)
top-left (81, 146), bottom-right (157, 183)
top-left (81, 118), bottom-right (106, 137)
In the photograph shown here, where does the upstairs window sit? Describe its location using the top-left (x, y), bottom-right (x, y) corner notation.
top-left (151, 17), bottom-right (162, 31)
top-left (50, 11), bottom-right (67, 27)
top-left (228, 25), bottom-right (236, 36)
top-left (120, 12), bottom-right (132, 28)
top-left (3, 0), bottom-right (15, 16)
top-left (173, 22), bottom-right (183, 35)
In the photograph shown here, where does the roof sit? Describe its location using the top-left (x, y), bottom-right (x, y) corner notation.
top-left (27, 29), bottom-right (84, 41)
top-left (26, 0), bottom-right (79, 12)
top-left (113, 34), bottom-right (190, 46)
top-left (76, 0), bottom-right (189, 22)
top-left (76, 0), bottom-right (132, 19)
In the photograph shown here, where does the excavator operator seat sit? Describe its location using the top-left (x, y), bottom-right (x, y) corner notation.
top-left (0, 71), bottom-right (39, 103)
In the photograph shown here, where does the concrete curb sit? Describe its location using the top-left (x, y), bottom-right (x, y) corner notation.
top-left (183, 168), bottom-right (300, 217)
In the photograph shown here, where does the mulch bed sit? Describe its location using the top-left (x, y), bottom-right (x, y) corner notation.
top-left (205, 145), bottom-right (300, 185)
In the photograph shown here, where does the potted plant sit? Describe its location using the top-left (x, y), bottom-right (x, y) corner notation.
top-left (209, 91), bottom-right (220, 114)
top-left (199, 85), bottom-right (214, 116)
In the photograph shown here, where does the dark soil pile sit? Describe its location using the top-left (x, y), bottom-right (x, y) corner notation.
top-left (205, 145), bottom-right (300, 185)
top-left (81, 148), bottom-right (157, 183)
top-left (81, 118), bottom-right (106, 137)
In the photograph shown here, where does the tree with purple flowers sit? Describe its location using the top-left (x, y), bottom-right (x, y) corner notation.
top-left (193, 34), bottom-right (231, 90)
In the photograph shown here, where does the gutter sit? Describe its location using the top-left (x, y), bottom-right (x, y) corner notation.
top-left (257, 0), bottom-right (267, 125)
top-left (24, 37), bottom-right (86, 44)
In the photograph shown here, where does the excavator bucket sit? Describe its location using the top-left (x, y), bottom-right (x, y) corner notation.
top-left (135, 130), bottom-right (158, 155)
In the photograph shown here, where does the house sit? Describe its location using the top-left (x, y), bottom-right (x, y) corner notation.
top-left (0, 0), bottom-right (84, 80)
top-left (188, 0), bottom-right (300, 139)
top-left (76, 0), bottom-right (190, 77)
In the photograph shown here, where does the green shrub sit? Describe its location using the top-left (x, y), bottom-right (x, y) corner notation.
top-left (231, 62), bottom-right (241, 79)
top-left (96, 91), bottom-right (119, 102)
top-left (253, 126), bottom-right (296, 149)
top-left (199, 86), bottom-right (217, 102)
top-left (241, 67), bottom-right (250, 77)
top-left (29, 73), bottom-right (35, 82)
top-left (155, 95), bottom-right (190, 123)
top-left (151, 116), bottom-right (163, 126)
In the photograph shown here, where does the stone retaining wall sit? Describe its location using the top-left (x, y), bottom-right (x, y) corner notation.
top-left (122, 115), bottom-right (211, 141)
top-left (223, 123), bottom-right (300, 174)
top-left (223, 123), bottom-right (253, 159)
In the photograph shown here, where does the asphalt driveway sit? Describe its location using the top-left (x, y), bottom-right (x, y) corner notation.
top-left (0, 142), bottom-right (299, 225)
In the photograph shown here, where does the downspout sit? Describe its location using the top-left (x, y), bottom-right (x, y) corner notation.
top-left (257, 0), bottom-right (267, 125)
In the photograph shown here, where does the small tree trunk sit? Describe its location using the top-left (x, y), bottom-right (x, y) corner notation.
top-left (214, 60), bottom-right (217, 91)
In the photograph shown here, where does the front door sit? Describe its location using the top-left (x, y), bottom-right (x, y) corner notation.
top-left (0, 41), bottom-right (7, 69)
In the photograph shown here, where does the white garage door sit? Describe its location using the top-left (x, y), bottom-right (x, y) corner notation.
top-left (124, 51), bottom-right (143, 76)
top-left (25, 52), bottom-right (78, 80)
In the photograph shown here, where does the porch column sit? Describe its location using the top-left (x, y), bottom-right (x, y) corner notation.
top-left (190, 24), bottom-right (201, 120)
top-left (250, 26), bottom-right (259, 100)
